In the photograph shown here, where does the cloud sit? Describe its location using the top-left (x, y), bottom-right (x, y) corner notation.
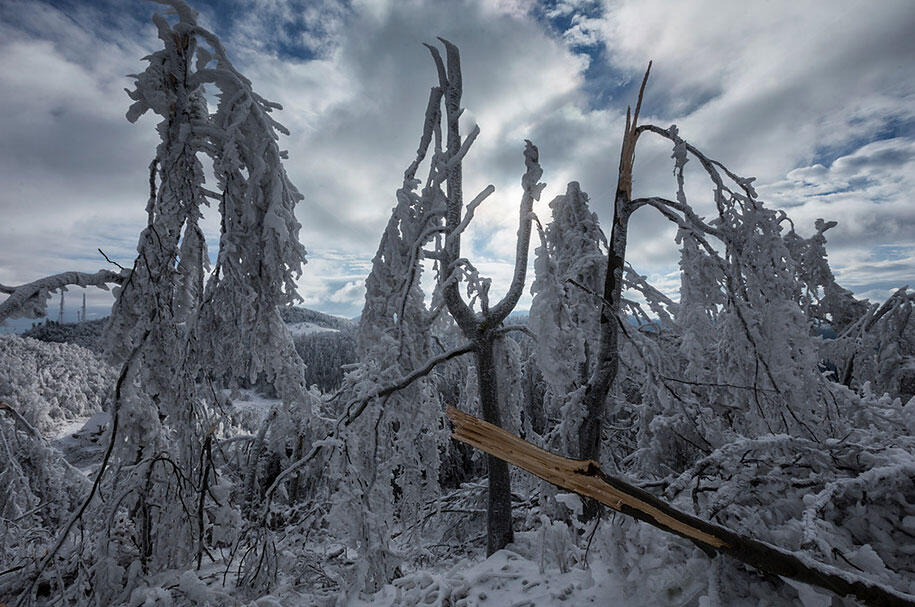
top-left (593, 0), bottom-right (915, 175)
top-left (328, 280), bottom-right (365, 306)
top-left (295, 250), bottom-right (373, 317)
top-left (0, 1), bottom-right (159, 290)
top-left (528, 0), bottom-right (915, 300)
top-left (230, 0), bottom-right (595, 313)
top-left (761, 137), bottom-right (915, 299)
top-left (1, 0), bottom-right (913, 323)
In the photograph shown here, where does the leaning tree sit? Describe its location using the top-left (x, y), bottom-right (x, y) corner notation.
top-left (2, 1), bottom-right (310, 602)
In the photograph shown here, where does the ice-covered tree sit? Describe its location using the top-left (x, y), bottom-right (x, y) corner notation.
top-left (329, 86), bottom-right (451, 592)
top-left (93, 4), bottom-right (215, 592)
top-left (505, 66), bottom-right (915, 605)
top-left (105, 0), bottom-right (210, 374)
top-left (569, 67), bottom-right (848, 513)
top-left (190, 25), bottom-right (308, 401)
top-left (4, 2), bottom-right (310, 602)
top-left (529, 181), bottom-right (606, 454)
top-left (417, 39), bottom-right (545, 554)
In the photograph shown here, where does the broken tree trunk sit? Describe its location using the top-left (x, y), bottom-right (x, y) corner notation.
top-left (446, 406), bottom-right (915, 607)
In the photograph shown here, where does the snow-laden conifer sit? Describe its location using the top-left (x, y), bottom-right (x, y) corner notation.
top-left (529, 182), bottom-right (606, 455)
top-left (190, 25), bottom-right (307, 401)
top-left (330, 85), bottom-right (449, 593)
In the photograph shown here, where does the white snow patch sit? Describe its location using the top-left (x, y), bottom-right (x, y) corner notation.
top-left (355, 542), bottom-right (628, 606)
top-left (286, 322), bottom-right (338, 337)
top-left (52, 410), bottom-right (109, 473)
top-left (50, 415), bottom-right (92, 441)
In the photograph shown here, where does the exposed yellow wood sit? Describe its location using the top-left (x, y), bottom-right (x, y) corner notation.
top-left (446, 406), bottom-right (727, 549)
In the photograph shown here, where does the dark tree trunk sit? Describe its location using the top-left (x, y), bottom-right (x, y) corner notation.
top-left (578, 164), bottom-right (633, 521)
top-left (579, 191), bottom-right (630, 462)
top-left (577, 65), bottom-right (650, 521)
top-left (474, 335), bottom-right (514, 554)
top-left (425, 40), bottom-right (541, 555)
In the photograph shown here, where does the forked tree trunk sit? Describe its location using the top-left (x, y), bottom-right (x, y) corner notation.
top-left (425, 40), bottom-right (542, 555)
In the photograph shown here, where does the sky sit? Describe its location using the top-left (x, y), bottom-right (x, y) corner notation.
top-left (1, 0), bottom-right (914, 325)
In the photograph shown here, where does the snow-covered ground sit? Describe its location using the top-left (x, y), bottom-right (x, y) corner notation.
top-left (51, 410), bottom-right (108, 474)
top-left (358, 542), bottom-right (619, 607)
top-left (2, 331), bottom-right (908, 606)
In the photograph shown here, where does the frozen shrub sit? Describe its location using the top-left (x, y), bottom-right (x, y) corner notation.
top-left (0, 335), bottom-right (114, 431)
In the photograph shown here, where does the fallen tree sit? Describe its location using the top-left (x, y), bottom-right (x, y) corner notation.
top-left (446, 406), bottom-right (915, 607)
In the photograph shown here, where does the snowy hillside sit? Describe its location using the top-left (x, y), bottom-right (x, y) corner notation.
top-left (20, 318), bottom-right (109, 354)
top-left (280, 306), bottom-right (356, 332)
top-left (0, 335), bottom-right (114, 432)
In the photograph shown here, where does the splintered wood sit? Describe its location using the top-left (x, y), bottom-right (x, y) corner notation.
top-left (445, 406), bottom-right (915, 607)
top-left (446, 405), bottom-right (726, 548)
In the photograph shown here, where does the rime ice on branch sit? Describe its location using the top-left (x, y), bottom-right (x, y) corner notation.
top-left (3, 1), bottom-right (311, 602)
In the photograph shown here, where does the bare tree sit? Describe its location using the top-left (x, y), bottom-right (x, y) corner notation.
top-left (574, 65), bottom-right (855, 519)
top-left (420, 39), bottom-right (545, 554)
top-left (576, 68), bottom-right (651, 519)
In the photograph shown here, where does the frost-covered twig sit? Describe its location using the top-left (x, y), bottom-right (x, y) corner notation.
top-left (0, 402), bottom-right (43, 440)
top-left (0, 402), bottom-right (87, 481)
top-left (259, 341), bottom-right (475, 518)
top-left (445, 184), bottom-right (495, 250)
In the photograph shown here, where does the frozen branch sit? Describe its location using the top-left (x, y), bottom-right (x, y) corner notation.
top-left (260, 342), bottom-right (475, 516)
top-left (633, 196), bottom-right (724, 240)
top-left (445, 123), bottom-right (481, 171)
top-left (0, 270), bottom-right (124, 323)
top-left (446, 184), bottom-right (495, 250)
top-left (448, 407), bottom-right (915, 607)
top-left (490, 140), bottom-right (544, 324)
top-left (636, 123), bottom-right (758, 207)
top-left (404, 87), bottom-right (444, 182)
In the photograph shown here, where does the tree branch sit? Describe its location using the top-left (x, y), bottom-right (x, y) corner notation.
top-left (0, 270), bottom-right (124, 323)
top-left (259, 342), bottom-right (475, 517)
top-left (447, 406), bottom-right (915, 607)
top-left (490, 140), bottom-right (544, 324)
